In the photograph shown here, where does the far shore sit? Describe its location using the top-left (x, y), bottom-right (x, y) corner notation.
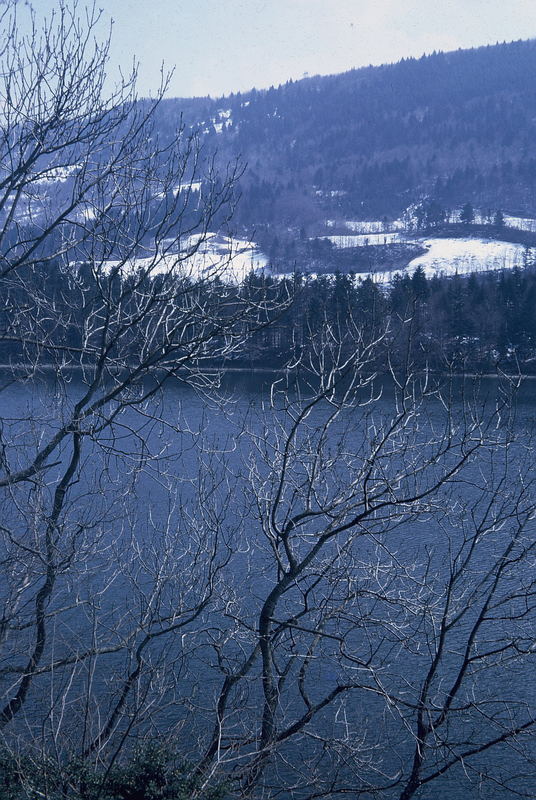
top-left (0, 364), bottom-right (535, 380)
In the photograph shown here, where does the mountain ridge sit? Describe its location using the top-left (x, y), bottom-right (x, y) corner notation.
top-left (154, 38), bottom-right (536, 240)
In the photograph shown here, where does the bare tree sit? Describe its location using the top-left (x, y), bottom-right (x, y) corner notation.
top-left (0, 4), bottom-right (534, 800)
top-left (184, 323), bottom-right (536, 799)
top-left (0, 1), bottom-right (280, 793)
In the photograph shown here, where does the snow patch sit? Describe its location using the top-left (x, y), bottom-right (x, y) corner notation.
top-left (322, 232), bottom-right (403, 247)
top-left (503, 214), bottom-right (536, 232)
top-left (177, 181), bottom-right (202, 193)
top-left (445, 207), bottom-right (536, 232)
top-left (406, 237), bottom-right (525, 278)
top-left (272, 237), bottom-right (527, 285)
top-left (326, 219), bottom-right (406, 233)
top-left (99, 233), bottom-right (267, 284)
top-left (33, 164), bottom-right (80, 185)
top-left (315, 190), bottom-right (347, 198)
top-left (152, 181), bottom-right (202, 201)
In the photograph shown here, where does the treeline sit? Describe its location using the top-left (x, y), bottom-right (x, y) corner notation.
top-left (240, 263), bottom-right (536, 373)
top-left (2, 261), bottom-right (536, 375)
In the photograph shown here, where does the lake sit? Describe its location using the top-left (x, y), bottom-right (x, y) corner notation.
top-left (0, 369), bottom-right (534, 799)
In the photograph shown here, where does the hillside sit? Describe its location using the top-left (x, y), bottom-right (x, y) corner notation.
top-left (9, 39), bottom-right (536, 282)
top-left (157, 39), bottom-right (536, 241)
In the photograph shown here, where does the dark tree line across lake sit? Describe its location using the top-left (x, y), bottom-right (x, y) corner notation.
top-left (240, 260), bottom-right (536, 374)
top-left (4, 258), bottom-right (536, 375)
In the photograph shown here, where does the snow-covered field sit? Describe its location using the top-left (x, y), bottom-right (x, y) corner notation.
top-left (368, 237), bottom-right (526, 283)
top-left (101, 233), bottom-right (267, 284)
top-left (326, 219), bottom-right (406, 233)
top-left (503, 214), bottom-right (536, 232)
top-left (314, 216), bottom-right (532, 284)
top-left (452, 210), bottom-right (536, 230)
top-left (347, 219), bottom-right (405, 233)
top-left (323, 232), bottom-right (403, 246)
top-left (327, 212), bottom-right (536, 235)
top-left (290, 235), bottom-right (528, 285)
top-left (186, 233), bottom-right (267, 281)
top-left (407, 237), bottom-right (525, 277)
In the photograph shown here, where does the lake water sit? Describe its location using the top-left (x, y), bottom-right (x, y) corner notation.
top-left (0, 369), bottom-right (534, 799)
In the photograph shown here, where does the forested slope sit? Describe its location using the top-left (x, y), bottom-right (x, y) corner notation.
top-left (157, 39), bottom-right (536, 233)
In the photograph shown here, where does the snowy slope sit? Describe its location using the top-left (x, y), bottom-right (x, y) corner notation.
top-left (101, 233), bottom-right (267, 284)
top-left (183, 233), bottom-right (267, 281)
top-left (289, 234), bottom-right (529, 285)
top-left (503, 214), bottom-right (536, 232)
top-left (406, 237), bottom-right (525, 277)
top-left (326, 219), bottom-right (406, 233)
top-left (323, 232), bottom-right (403, 246)
top-left (368, 237), bottom-right (526, 283)
top-left (328, 212), bottom-right (536, 235)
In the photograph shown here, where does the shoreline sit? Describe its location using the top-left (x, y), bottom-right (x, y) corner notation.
top-left (0, 364), bottom-right (535, 380)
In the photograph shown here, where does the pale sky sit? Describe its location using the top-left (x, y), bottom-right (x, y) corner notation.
top-left (20, 1), bottom-right (536, 98)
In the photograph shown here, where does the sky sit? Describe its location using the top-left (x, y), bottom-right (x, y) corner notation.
top-left (17, 0), bottom-right (536, 98)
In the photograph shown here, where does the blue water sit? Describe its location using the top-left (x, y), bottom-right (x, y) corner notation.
top-left (0, 370), bottom-right (534, 799)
